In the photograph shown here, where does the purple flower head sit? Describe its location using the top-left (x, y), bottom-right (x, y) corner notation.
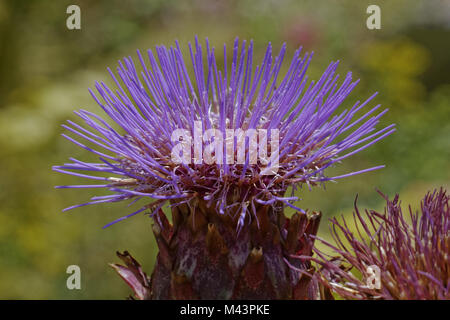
top-left (313, 188), bottom-right (450, 300)
top-left (54, 37), bottom-right (394, 229)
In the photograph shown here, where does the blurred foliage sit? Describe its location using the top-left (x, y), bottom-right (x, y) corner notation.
top-left (0, 0), bottom-right (448, 298)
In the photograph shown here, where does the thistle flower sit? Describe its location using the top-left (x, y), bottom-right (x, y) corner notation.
top-left (54, 37), bottom-right (394, 299)
top-left (314, 188), bottom-right (450, 300)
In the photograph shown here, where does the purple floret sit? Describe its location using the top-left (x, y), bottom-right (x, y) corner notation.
top-left (53, 37), bottom-right (395, 228)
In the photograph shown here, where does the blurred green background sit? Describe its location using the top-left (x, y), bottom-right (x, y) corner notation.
top-left (0, 0), bottom-right (449, 299)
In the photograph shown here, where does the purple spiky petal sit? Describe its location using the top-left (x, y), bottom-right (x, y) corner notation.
top-left (54, 37), bottom-right (394, 228)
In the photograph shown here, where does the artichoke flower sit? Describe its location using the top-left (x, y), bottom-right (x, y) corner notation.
top-left (54, 38), bottom-right (394, 299)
